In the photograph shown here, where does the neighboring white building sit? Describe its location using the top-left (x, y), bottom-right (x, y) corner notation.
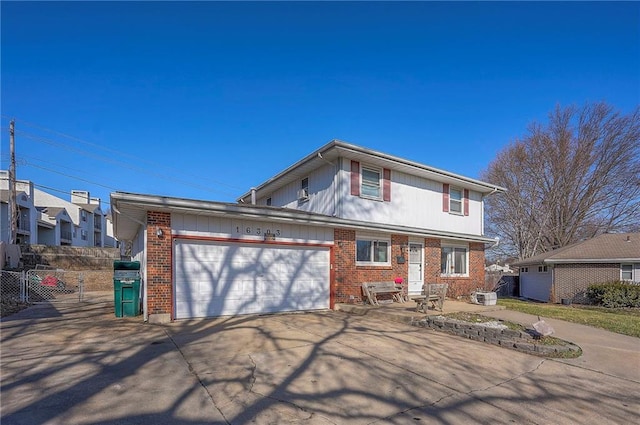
top-left (0, 170), bottom-right (115, 247)
top-left (485, 263), bottom-right (514, 273)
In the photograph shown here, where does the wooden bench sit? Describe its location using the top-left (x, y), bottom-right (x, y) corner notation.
top-left (361, 282), bottom-right (405, 306)
top-left (410, 283), bottom-right (448, 313)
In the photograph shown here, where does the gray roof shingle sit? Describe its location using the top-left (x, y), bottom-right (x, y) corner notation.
top-left (513, 233), bottom-right (640, 265)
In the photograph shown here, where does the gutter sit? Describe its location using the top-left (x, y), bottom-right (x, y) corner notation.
top-left (111, 191), bottom-right (496, 244)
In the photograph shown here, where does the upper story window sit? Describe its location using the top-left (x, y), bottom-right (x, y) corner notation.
top-left (441, 244), bottom-right (468, 276)
top-left (356, 235), bottom-right (390, 266)
top-left (81, 210), bottom-right (87, 222)
top-left (350, 161), bottom-right (391, 202)
top-left (442, 184), bottom-right (469, 216)
top-left (538, 265), bottom-right (548, 273)
top-left (361, 167), bottom-right (381, 199)
top-left (266, 197), bottom-right (272, 206)
top-left (298, 177), bottom-right (309, 201)
top-left (449, 187), bottom-right (463, 214)
top-left (521, 267), bottom-right (529, 273)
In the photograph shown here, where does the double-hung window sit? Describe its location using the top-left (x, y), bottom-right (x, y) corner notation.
top-left (361, 167), bottom-right (381, 199)
top-left (356, 235), bottom-right (390, 265)
top-left (621, 264), bottom-right (634, 281)
top-left (449, 187), bottom-right (463, 214)
top-left (441, 244), bottom-right (468, 276)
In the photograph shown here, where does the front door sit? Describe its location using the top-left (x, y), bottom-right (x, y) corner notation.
top-left (408, 243), bottom-right (423, 295)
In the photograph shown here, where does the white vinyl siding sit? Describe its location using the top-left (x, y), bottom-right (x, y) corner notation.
top-left (338, 165), bottom-right (483, 236)
top-left (260, 158), bottom-right (485, 236)
top-left (171, 213), bottom-right (334, 245)
top-left (264, 163), bottom-right (335, 215)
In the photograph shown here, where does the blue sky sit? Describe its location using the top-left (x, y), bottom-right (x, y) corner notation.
top-left (2, 1), bottom-right (638, 210)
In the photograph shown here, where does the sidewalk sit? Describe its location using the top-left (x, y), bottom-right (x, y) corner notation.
top-left (337, 299), bottom-right (640, 383)
top-left (477, 309), bottom-right (640, 382)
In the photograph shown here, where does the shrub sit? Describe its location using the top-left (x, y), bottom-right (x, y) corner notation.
top-left (586, 281), bottom-right (640, 308)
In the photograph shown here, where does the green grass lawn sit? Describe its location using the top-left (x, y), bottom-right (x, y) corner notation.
top-left (497, 298), bottom-right (640, 338)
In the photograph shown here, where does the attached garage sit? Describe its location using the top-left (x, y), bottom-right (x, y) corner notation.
top-left (174, 239), bottom-right (330, 319)
top-left (519, 267), bottom-right (553, 302)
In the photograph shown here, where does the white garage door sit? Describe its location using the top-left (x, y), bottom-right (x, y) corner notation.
top-left (174, 240), bottom-right (330, 319)
top-left (520, 273), bottom-right (552, 302)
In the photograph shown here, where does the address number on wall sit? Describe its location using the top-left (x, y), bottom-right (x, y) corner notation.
top-left (236, 226), bottom-right (281, 236)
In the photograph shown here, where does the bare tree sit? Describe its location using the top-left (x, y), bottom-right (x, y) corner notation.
top-left (483, 102), bottom-right (640, 260)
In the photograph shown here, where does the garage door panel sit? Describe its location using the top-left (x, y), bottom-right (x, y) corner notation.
top-left (174, 240), bottom-right (329, 319)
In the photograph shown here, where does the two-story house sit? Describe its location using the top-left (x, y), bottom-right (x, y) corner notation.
top-left (112, 140), bottom-right (504, 323)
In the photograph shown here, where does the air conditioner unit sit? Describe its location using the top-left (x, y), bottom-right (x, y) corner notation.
top-left (298, 188), bottom-right (309, 200)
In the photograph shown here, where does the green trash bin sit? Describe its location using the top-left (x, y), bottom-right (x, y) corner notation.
top-left (114, 261), bottom-right (141, 317)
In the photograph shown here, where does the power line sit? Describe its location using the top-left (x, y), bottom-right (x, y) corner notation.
top-left (13, 128), bottom-right (243, 197)
top-left (3, 115), bottom-right (245, 193)
top-left (24, 162), bottom-right (120, 191)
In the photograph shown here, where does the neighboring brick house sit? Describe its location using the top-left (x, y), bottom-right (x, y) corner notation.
top-left (513, 233), bottom-right (640, 303)
top-left (112, 140), bottom-right (504, 323)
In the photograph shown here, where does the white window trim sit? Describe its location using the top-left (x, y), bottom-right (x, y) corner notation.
top-left (298, 177), bottom-right (310, 202)
top-left (360, 165), bottom-right (382, 200)
top-left (440, 243), bottom-right (469, 277)
top-left (356, 234), bottom-right (391, 266)
top-left (449, 186), bottom-right (463, 215)
top-left (620, 264), bottom-right (635, 281)
top-left (538, 265), bottom-right (549, 273)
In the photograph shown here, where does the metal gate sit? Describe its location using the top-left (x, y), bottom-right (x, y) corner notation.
top-left (25, 266), bottom-right (84, 303)
top-left (1, 267), bottom-right (85, 308)
top-left (1, 270), bottom-right (28, 304)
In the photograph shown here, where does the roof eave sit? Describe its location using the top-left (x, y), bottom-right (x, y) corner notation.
top-left (236, 140), bottom-right (506, 202)
top-left (112, 191), bottom-right (494, 244)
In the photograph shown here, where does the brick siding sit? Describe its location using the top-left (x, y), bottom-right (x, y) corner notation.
top-left (146, 211), bottom-right (172, 316)
top-left (333, 229), bottom-right (408, 304)
top-left (424, 240), bottom-right (485, 300)
top-left (553, 263), bottom-right (620, 303)
top-left (332, 231), bottom-right (486, 303)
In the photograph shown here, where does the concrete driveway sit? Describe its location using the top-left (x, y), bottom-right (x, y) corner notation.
top-left (1, 294), bottom-right (638, 425)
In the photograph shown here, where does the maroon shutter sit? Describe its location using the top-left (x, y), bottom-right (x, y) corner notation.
top-left (350, 161), bottom-right (360, 196)
top-left (383, 168), bottom-right (391, 202)
top-left (442, 183), bottom-right (449, 212)
top-left (464, 189), bottom-right (469, 216)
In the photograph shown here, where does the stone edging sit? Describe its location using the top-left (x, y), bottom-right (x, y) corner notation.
top-left (410, 316), bottom-right (582, 357)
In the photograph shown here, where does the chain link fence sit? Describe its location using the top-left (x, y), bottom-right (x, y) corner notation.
top-left (1, 266), bottom-right (89, 317)
top-left (1, 270), bottom-right (29, 317)
top-left (25, 266), bottom-right (84, 303)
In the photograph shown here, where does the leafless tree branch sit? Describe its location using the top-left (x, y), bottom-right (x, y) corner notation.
top-left (483, 102), bottom-right (640, 260)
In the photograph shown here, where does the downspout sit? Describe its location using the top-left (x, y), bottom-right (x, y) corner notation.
top-left (142, 229), bottom-right (148, 322)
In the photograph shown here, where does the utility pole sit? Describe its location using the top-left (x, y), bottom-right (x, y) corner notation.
top-left (8, 119), bottom-right (17, 244)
